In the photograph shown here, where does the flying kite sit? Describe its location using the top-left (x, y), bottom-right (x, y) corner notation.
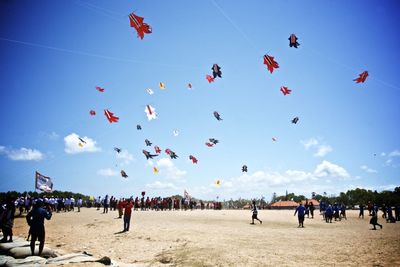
top-left (78, 137), bottom-right (86, 144)
top-left (209, 138), bottom-right (219, 145)
top-left (89, 110), bottom-right (96, 116)
top-left (173, 130), bottom-right (179, 137)
top-left (263, 54), bottom-right (279, 73)
top-left (159, 82), bottom-right (166, 90)
top-left (143, 150), bottom-right (158, 159)
top-left (205, 142), bottom-right (214, 147)
top-left (291, 117), bottom-right (299, 124)
top-left (288, 34), bottom-right (300, 48)
top-left (153, 167), bottom-right (159, 174)
top-left (121, 170), bottom-right (128, 178)
top-left (154, 146), bottom-right (161, 154)
top-left (189, 155), bottom-right (198, 164)
top-left (187, 83), bottom-right (192, 89)
top-left (272, 137), bottom-right (277, 142)
top-left (137, 125), bottom-right (142, 130)
top-left (165, 149), bottom-right (178, 159)
top-left (354, 71), bottom-right (369, 83)
top-left (215, 179), bottom-right (221, 187)
top-left (145, 139), bottom-right (152, 146)
top-left (114, 147), bottom-right (121, 153)
top-left (213, 111), bottom-right (222, 121)
top-left (144, 105), bottom-right (157, 120)
top-left (78, 143), bottom-right (84, 147)
top-left (206, 75), bottom-right (215, 83)
top-left (212, 64), bottom-right (222, 79)
top-left (104, 109), bottom-right (119, 123)
top-left (242, 165), bottom-right (248, 172)
top-left (146, 88), bottom-right (154, 95)
top-left (280, 86), bottom-right (292, 95)
top-left (95, 86), bottom-right (104, 92)
top-left (128, 12), bottom-right (152, 40)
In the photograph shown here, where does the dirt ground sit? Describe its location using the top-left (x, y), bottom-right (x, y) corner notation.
top-left (12, 208), bottom-right (400, 266)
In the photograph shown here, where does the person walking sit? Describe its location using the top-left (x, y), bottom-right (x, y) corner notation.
top-left (294, 202), bottom-right (306, 228)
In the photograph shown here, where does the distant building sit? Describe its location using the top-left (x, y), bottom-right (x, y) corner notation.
top-left (270, 200), bottom-right (299, 209)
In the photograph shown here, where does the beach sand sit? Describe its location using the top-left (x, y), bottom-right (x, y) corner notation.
top-left (12, 208), bottom-right (400, 266)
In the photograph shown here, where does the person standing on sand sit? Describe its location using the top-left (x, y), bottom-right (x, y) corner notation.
top-left (309, 202), bottom-right (315, 219)
top-left (77, 197), bottom-right (82, 212)
top-left (250, 200), bottom-right (262, 225)
top-left (370, 209), bottom-right (383, 230)
top-left (123, 199), bottom-right (134, 231)
top-left (26, 199), bottom-right (52, 256)
top-left (359, 203), bottom-right (365, 219)
top-left (0, 198), bottom-right (15, 242)
top-left (294, 202), bottom-right (306, 228)
top-left (103, 195), bottom-right (109, 214)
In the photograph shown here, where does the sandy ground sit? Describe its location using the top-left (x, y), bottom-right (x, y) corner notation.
top-left (11, 208), bottom-right (400, 266)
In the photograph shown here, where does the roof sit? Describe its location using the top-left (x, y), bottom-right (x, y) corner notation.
top-left (301, 199), bottom-right (320, 206)
top-left (270, 200), bottom-right (299, 207)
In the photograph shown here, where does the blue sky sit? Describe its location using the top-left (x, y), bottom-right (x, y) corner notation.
top-left (0, 0), bottom-right (399, 200)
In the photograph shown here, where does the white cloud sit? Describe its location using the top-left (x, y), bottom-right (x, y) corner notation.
top-left (380, 152), bottom-right (386, 157)
top-left (314, 145), bottom-right (332, 157)
top-left (301, 138), bottom-right (318, 150)
top-left (301, 138), bottom-right (332, 157)
top-left (314, 160), bottom-right (349, 178)
top-left (97, 168), bottom-right (118, 177)
top-left (389, 150), bottom-right (400, 157)
top-left (116, 150), bottom-right (134, 165)
top-left (64, 133), bottom-right (101, 154)
top-left (360, 165), bottom-right (377, 173)
top-left (156, 158), bottom-right (187, 180)
top-left (146, 181), bottom-right (178, 190)
top-left (0, 145), bottom-right (43, 161)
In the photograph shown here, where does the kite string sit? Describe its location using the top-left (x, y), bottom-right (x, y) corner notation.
top-left (74, 0), bottom-right (126, 24)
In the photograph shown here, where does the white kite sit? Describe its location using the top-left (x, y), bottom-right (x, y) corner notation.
top-left (144, 104), bottom-right (157, 120)
top-left (173, 129), bottom-right (179, 136)
top-left (146, 88), bottom-right (154, 95)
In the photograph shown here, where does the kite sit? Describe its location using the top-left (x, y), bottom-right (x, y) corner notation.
top-left (213, 111), bottom-right (222, 121)
top-left (165, 148), bottom-right (178, 159)
top-left (78, 143), bottom-right (84, 147)
top-left (187, 83), bottom-right (192, 89)
top-left (280, 86), bottom-right (291, 95)
top-left (212, 64), bottom-right (222, 79)
top-left (137, 125), bottom-right (142, 130)
top-left (145, 139), bottom-right (152, 146)
top-left (146, 88), bottom-right (154, 95)
top-left (114, 147), bottom-right (121, 153)
top-left (288, 34), bottom-right (300, 48)
top-left (354, 71), bottom-right (368, 83)
top-left (209, 138), bottom-right (219, 145)
top-left (263, 54), bottom-right (279, 73)
top-left (104, 109), bottom-right (119, 123)
top-left (128, 12), bottom-right (152, 40)
top-left (272, 137), bottom-right (277, 142)
top-left (78, 137), bottom-right (86, 144)
top-left (89, 110), bottom-right (96, 116)
top-left (291, 117), bottom-right (299, 124)
top-left (189, 155), bottom-right (198, 164)
top-left (95, 86), bottom-right (104, 92)
top-left (159, 82), bottom-right (166, 90)
top-left (144, 105), bottom-right (157, 120)
top-left (215, 179), bottom-right (221, 187)
top-left (206, 75), bottom-right (215, 83)
top-left (242, 165), bottom-right (248, 172)
top-left (121, 170), bottom-right (128, 178)
top-left (173, 130), bottom-right (179, 137)
top-left (205, 142), bottom-right (214, 147)
top-left (153, 167), bottom-right (159, 174)
top-left (143, 150), bottom-right (158, 159)
top-left (154, 146), bottom-right (161, 154)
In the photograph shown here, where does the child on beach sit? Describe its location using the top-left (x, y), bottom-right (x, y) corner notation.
top-left (294, 202), bottom-right (306, 228)
top-left (370, 209), bottom-right (383, 230)
top-left (251, 201), bottom-right (262, 224)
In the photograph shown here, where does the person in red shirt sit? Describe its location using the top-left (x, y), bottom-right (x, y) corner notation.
top-left (123, 199), bottom-right (134, 231)
top-left (117, 199), bottom-right (125, 218)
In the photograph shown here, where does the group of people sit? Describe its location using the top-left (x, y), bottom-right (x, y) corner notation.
top-left (14, 195), bottom-right (84, 214)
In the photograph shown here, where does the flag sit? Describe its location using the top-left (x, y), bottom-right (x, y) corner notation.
top-left (184, 189), bottom-right (191, 200)
top-left (35, 171), bottom-right (53, 192)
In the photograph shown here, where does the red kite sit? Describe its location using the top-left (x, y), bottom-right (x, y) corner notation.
top-left (354, 71), bottom-right (368, 83)
top-left (154, 146), bottom-right (161, 154)
top-left (96, 86), bottom-right (104, 92)
top-left (104, 109), bottom-right (119, 123)
top-left (280, 86), bottom-right (291, 95)
top-left (129, 12), bottom-right (152, 39)
top-left (189, 155), bottom-right (198, 164)
top-left (206, 75), bottom-right (215, 83)
top-left (89, 110), bottom-right (96, 116)
top-left (263, 54), bottom-right (279, 73)
top-left (289, 34), bottom-right (300, 48)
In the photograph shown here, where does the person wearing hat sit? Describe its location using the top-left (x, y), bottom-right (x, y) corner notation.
top-left (26, 199), bottom-right (52, 256)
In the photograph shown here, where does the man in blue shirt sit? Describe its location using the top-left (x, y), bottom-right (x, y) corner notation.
top-left (26, 199), bottom-right (52, 256)
top-left (294, 203), bottom-right (306, 228)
